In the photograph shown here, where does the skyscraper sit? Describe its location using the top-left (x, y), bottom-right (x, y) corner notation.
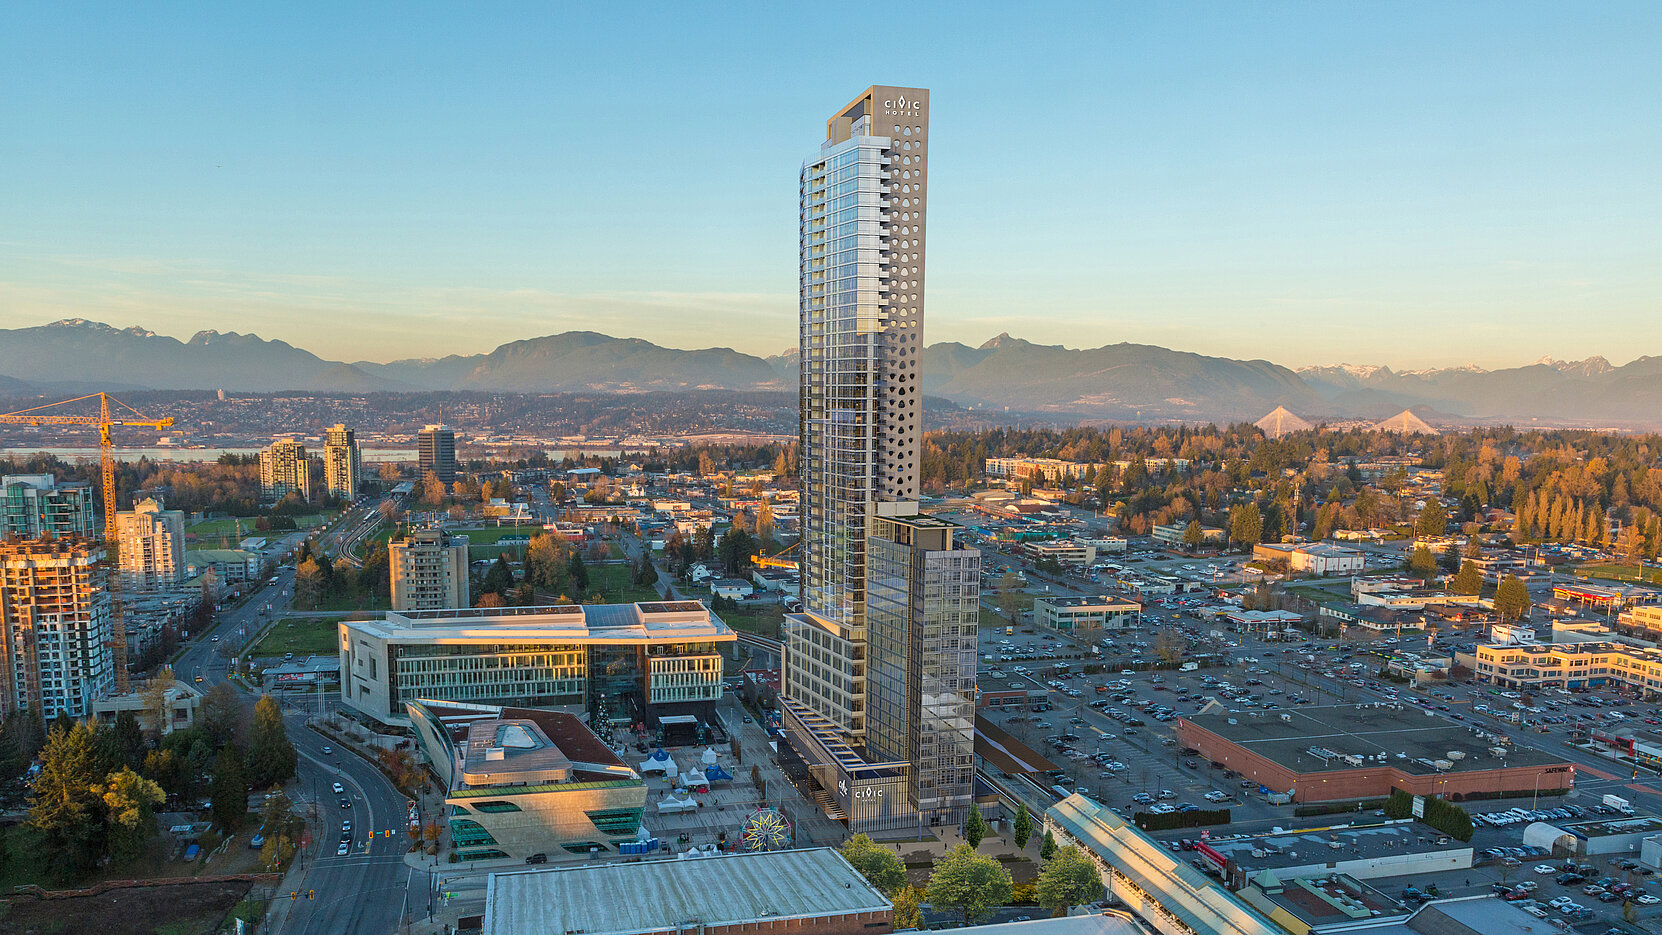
top-left (418, 425), bottom-right (458, 484)
top-left (259, 438), bottom-right (313, 503)
top-left (1, 474), bottom-right (96, 539)
top-left (782, 87), bottom-right (980, 829)
top-left (0, 537), bottom-right (113, 719)
top-left (115, 497), bottom-right (184, 590)
top-left (324, 423), bottom-right (361, 500)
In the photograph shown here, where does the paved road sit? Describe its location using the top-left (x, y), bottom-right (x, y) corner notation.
top-left (173, 527), bottom-right (421, 935)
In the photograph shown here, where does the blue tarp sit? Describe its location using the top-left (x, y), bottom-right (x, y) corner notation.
top-left (705, 764), bottom-right (733, 782)
top-left (649, 748), bottom-right (670, 761)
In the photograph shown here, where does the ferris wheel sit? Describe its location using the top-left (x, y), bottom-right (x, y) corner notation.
top-left (739, 807), bottom-right (793, 851)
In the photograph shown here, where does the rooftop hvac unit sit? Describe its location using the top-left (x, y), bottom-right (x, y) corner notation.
top-left (1447, 750), bottom-right (1467, 760)
top-left (1433, 759), bottom-right (1454, 770)
top-left (1490, 746), bottom-right (1509, 756)
top-left (1342, 755), bottom-right (1364, 767)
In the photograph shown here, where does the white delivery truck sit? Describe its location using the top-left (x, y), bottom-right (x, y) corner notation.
top-left (1604, 794), bottom-right (1633, 814)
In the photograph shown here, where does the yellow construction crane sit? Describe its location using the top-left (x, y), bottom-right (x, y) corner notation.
top-left (751, 540), bottom-right (799, 570)
top-left (0, 393), bottom-right (175, 692)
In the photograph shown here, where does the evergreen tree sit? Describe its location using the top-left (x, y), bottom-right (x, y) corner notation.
top-left (1040, 829), bottom-right (1058, 860)
top-left (210, 744), bottom-right (249, 832)
top-left (1229, 503), bottom-right (1262, 549)
top-left (28, 720), bottom-right (115, 879)
top-left (100, 767), bottom-right (165, 864)
top-left (0, 712), bottom-right (26, 781)
top-left (1407, 546), bottom-right (1437, 575)
top-left (1415, 500), bottom-right (1448, 538)
top-left (1494, 575), bottom-right (1532, 621)
top-left (482, 555), bottom-right (515, 596)
top-left (963, 803), bottom-right (987, 849)
top-left (1452, 560), bottom-right (1483, 596)
top-left (247, 695), bottom-right (298, 788)
top-left (109, 710), bottom-right (147, 771)
top-left (1012, 803), bottom-right (1032, 851)
top-left (568, 550), bottom-right (590, 594)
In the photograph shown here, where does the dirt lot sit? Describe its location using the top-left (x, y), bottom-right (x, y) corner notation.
top-left (0, 878), bottom-right (256, 935)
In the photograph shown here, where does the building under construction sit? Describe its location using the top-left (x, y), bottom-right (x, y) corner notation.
top-left (0, 536), bottom-right (114, 720)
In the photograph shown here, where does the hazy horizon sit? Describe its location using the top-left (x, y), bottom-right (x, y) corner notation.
top-left (3, 2), bottom-right (1658, 369)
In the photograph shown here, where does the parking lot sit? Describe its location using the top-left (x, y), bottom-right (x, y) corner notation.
top-left (968, 601), bottom-right (1662, 931)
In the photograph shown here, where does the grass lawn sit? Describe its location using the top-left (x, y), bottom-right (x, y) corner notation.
top-left (249, 617), bottom-right (342, 657)
top-left (722, 604), bottom-right (785, 640)
top-left (300, 590), bottom-right (391, 613)
top-left (980, 607), bottom-right (1020, 629)
top-left (186, 510), bottom-right (336, 547)
top-left (1576, 562), bottom-right (1656, 584)
top-left (0, 825), bottom-right (54, 892)
top-left (453, 526), bottom-right (539, 545)
top-left (587, 562), bottom-right (661, 604)
top-left (1286, 584), bottom-right (1346, 602)
top-left (184, 516), bottom-right (248, 539)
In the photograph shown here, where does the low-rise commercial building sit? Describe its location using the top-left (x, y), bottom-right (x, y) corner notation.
top-left (482, 847), bottom-right (892, 935)
top-left (184, 549), bottom-right (265, 585)
top-left (1622, 604), bottom-right (1662, 634)
top-left (1035, 595), bottom-right (1141, 633)
top-left (1471, 554), bottom-right (1527, 585)
top-left (1289, 544), bottom-right (1365, 576)
top-left (1470, 639), bottom-right (1662, 694)
top-left (1153, 523), bottom-right (1225, 547)
top-left (1206, 824), bottom-right (1471, 884)
top-left (1174, 704), bottom-right (1574, 803)
top-left (92, 677), bottom-right (202, 736)
top-left (1253, 543), bottom-right (1364, 576)
top-left (340, 601), bottom-right (734, 727)
top-left (985, 457), bottom-right (1106, 485)
top-left (389, 527), bottom-right (469, 611)
top-left (409, 700), bottom-right (646, 862)
top-left (1023, 540), bottom-right (1097, 566)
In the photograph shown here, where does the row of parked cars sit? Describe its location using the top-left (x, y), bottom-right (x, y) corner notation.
top-left (1474, 804), bottom-right (1582, 827)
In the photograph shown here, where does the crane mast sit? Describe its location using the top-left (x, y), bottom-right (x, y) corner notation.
top-left (0, 393), bottom-right (175, 694)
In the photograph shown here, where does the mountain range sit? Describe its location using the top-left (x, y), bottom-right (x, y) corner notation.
top-left (4, 319), bottom-right (1660, 426)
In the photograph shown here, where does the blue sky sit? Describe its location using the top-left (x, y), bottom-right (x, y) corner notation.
top-left (2, 2), bottom-right (1658, 368)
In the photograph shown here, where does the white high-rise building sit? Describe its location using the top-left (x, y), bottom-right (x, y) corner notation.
top-left (782, 87), bottom-right (980, 830)
top-left (115, 497), bottom-right (184, 590)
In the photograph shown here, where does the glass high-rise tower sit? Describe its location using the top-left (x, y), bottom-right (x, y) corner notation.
top-left (784, 86), bottom-right (980, 827)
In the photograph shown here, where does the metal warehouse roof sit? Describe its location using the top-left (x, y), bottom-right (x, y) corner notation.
top-left (483, 848), bottom-right (890, 935)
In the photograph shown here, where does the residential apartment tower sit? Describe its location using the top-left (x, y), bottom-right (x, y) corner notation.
top-left (258, 438), bottom-right (313, 503)
top-left (324, 423), bottom-right (361, 501)
top-left (782, 87), bottom-right (980, 829)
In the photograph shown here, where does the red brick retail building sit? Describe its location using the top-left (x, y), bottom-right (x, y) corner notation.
top-left (1175, 704), bottom-right (1576, 803)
